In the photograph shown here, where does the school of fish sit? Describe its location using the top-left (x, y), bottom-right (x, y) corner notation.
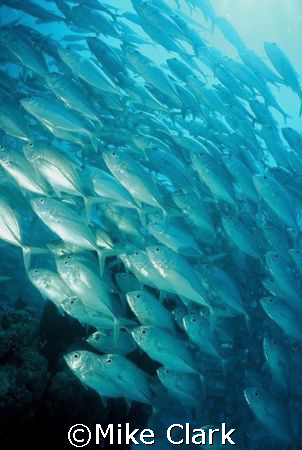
top-left (0, 0), bottom-right (302, 448)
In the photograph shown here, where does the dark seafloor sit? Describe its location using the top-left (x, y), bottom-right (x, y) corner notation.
top-left (0, 0), bottom-right (302, 449)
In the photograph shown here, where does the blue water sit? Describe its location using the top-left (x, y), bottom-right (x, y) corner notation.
top-left (0, 1), bottom-right (302, 449)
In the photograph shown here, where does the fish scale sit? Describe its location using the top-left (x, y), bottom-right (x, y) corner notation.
top-left (0, 0), bottom-right (301, 446)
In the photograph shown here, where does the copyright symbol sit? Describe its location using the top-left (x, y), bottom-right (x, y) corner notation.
top-left (68, 424), bottom-right (91, 447)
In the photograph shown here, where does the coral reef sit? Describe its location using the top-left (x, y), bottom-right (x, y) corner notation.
top-left (0, 304), bottom-right (148, 449)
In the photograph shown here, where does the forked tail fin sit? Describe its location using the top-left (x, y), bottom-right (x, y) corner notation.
top-left (22, 246), bottom-right (48, 272)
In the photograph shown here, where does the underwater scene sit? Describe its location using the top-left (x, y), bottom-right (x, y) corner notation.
top-left (0, 0), bottom-right (302, 448)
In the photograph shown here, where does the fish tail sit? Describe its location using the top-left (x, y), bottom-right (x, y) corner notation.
top-left (118, 318), bottom-right (137, 330)
top-left (221, 358), bottom-right (227, 376)
top-left (162, 207), bottom-right (171, 230)
top-left (282, 112), bottom-right (292, 124)
top-left (94, 121), bottom-right (103, 136)
top-left (96, 249), bottom-right (105, 277)
top-left (113, 317), bottom-right (121, 343)
top-left (211, 17), bottom-right (217, 33)
top-left (89, 133), bottom-right (99, 152)
top-left (35, 18), bottom-right (59, 25)
top-left (244, 312), bottom-right (251, 334)
top-left (118, 292), bottom-right (127, 313)
top-left (207, 252), bottom-right (227, 262)
top-left (136, 207), bottom-right (147, 227)
top-left (159, 291), bottom-right (166, 304)
top-left (86, 196), bottom-right (112, 224)
top-left (199, 374), bottom-right (206, 399)
top-left (83, 196), bottom-right (93, 224)
top-left (83, 196), bottom-right (100, 224)
top-left (208, 311), bottom-right (217, 333)
top-left (0, 276), bottom-right (10, 282)
top-left (22, 246), bottom-right (47, 272)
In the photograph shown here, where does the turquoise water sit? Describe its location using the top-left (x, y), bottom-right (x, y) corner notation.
top-left (0, 1), bottom-right (302, 449)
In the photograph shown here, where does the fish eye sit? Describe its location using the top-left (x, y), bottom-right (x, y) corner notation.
top-left (154, 222), bottom-right (158, 226)
top-left (136, 294), bottom-right (141, 299)
top-left (135, 251), bottom-right (139, 256)
top-left (29, 142), bottom-right (33, 147)
top-left (34, 269), bottom-right (38, 274)
top-left (263, 175), bottom-right (267, 180)
top-left (0, 146), bottom-right (4, 150)
top-left (254, 391), bottom-right (259, 397)
top-left (156, 247), bottom-right (160, 252)
top-left (70, 299), bottom-right (75, 304)
top-left (73, 353), bottom-right (79, 359)
top-left (165, 369), bottom-right (170, 373)
top-left (112, 152), bottom-right (116, 156)
top-left (274, 254), bottom-right (279, 258)
top-left (268, 298), bottom-right (273, 303)
top-left (192, 317), bottom-right (196, 323)
top-left (272, 340), bottom-right (277, 346)
top-left (141, 329), bottom-right (146, 335)
top-left (39, 198), bottom-right (44, 203)
top-left (107, 357), bottom-right (113, 365)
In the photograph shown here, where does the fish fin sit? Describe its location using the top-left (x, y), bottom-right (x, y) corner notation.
top-left (0, 276), bottom-right (10, 282)
top-left (99, 396), bottom-right (108, 408)
top-left (21, 246), bottom-right (47, 272)
top-left (136, 207), bottom-right (146, 227)
top-left (119, 292), bottom-right (127, 313)
top-left (180, 295), bottom-right (190, 306)
top-left (221, 358), bottom-right (227, 377)
top-left (94, 121), bottom-right (103, 136)
top-left (89, 133), bottom-right (99, 152)
top-left (283, 112), bottom-right (292, 124)
top-left (35, 19), bottom-right (59, 25)
top-left (124, 397), bottom-right (132, 413)
top-left (207, 253), bottom-right (227, 262)
top-left (113, 317), bottom-right (121, 343)
top-left (83, 196), bottom-right (102, 224)
top-left (159, 291), bottom-right (166, 304)
top-left (199, 374), bottom-right (206, 399)
top-left (51, 186), bottom-right (62, 198)
top-left (208, 313), bottom-right (217, 333)
top-left (243, 312), bottom-right (251, 334)
top-left (96, 249), bottom-right (105, 277)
